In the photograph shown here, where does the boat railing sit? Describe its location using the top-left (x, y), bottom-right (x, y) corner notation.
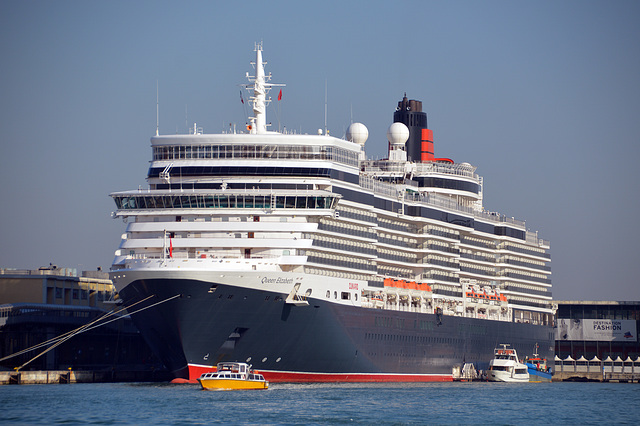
top-left (125, 253), bottom-right (290, 261)
top-left (361, 295), bottom-right (513, 321)
top-left (359, 175), bottom-right (532, 231)
top-left (361, 160), bottom-right (478, 179)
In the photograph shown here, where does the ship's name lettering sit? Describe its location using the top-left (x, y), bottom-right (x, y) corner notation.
top-left (261, 277), bottom-right (294, 285)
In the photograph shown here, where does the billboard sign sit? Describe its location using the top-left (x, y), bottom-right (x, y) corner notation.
top-left (557, 319), bottom-right (637, 342)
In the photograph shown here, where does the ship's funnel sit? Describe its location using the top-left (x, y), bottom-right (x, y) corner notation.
top-left (393, 94), bottom-right (434, 162)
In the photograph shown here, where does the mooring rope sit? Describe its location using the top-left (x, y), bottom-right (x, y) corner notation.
top-left (4, 293), bottom-right (181, 371)
top-left (0, 295), bottom-right (155, 363)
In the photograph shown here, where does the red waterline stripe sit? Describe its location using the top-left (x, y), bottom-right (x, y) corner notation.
top-left (186, 364), bottom-right (452, 383)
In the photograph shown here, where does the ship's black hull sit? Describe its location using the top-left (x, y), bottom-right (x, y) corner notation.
top-left (120, 277), bottom-right (554, 382)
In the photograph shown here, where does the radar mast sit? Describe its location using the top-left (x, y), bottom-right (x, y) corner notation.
top-left (244, 42), bottom-right (284, 134)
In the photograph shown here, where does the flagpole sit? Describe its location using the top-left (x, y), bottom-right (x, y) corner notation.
top-left (277, 89), bottom-right (282, 132)
top-left (240, 89), bottom-right (249, 130)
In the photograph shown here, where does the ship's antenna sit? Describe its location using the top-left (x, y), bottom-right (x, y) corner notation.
top-left (324, 79), bottom-right (328, 134)
top-left (185, 105), bottom-right (188, 133)
top-left (156, 80), bottom-right (159, 136)
top-left (241, 42), bottom-right (284, 134)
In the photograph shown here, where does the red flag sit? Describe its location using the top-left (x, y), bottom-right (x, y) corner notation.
top-left (169, 237), bottom-right (173, 258)
top-left (240, 90), bottom-right (244, 104)
top-left (277, 89), bottom-right (282, 101)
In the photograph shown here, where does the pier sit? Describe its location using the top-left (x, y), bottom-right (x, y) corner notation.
top-left (0, 369), bottom-right (172, 385)
top-left (553, 372), bottom-right (639, 383)
top-left (553, 355), bottom-right (640, 382)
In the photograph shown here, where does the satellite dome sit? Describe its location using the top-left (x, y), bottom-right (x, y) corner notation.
top-left (387, 122), bottom-right (409, 146)
top-left (346, 122), bottom-right (368, 146)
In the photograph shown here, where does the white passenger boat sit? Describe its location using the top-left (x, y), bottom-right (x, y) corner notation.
top-left (487, 344), bottom-right (529, 382)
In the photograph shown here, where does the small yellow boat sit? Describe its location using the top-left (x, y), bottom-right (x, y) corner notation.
top-left (197, 362), bottom-right (269, 390)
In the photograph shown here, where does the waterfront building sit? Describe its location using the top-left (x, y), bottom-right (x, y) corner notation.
top-left (555, 301), bottom-right (640, 360)
top-left (0, 266), bottom-right (161, 372)
top-left (0, 265), bottom-right (115, 309)
top-left (554, 301), bottom-right (640, 380)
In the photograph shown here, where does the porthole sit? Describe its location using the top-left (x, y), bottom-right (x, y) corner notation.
top-left (262, 357), bottom-right (267, 362)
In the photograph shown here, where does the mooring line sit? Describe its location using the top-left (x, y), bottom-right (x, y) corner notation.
top-left (6, 293), bottom-right (181, 370)
top-left (79, 293), bottom-right (182, 334)
top-left (0, 295), bottom-right (155, 363)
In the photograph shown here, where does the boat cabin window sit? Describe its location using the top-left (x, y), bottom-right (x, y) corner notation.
top-left (113, 193), bottom-right (339, 211)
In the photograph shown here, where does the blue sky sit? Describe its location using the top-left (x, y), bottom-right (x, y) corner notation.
top-left (1, 0), bottom-right (639, 301)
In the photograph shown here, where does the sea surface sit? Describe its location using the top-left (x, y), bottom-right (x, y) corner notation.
top-left (1, 381), bottom-right (638, 425)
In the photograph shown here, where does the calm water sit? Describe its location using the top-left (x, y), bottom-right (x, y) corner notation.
top-left (1, 381), bottom-right (639, 425)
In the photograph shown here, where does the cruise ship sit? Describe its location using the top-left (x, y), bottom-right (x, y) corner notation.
top-left (109, 44), bottom-right (554, 382)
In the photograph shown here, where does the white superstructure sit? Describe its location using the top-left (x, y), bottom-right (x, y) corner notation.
top-left (110, 43), bottom-right (553, 328)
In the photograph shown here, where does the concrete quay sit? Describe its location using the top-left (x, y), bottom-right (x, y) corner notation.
top-left (553, 371), bottom-right (640, 383)
top-left (0, 369), bottom-right (172, 385)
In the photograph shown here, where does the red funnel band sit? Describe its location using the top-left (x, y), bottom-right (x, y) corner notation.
top-left (421, 128), bottom-right (434, 162)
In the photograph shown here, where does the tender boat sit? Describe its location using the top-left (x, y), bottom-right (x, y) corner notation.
top-left (487, 344), bottom-right (529, 382)
top-left (197, 362), bottom-right (269, 390)
top-left (524, 343), bottom-right (552, 382)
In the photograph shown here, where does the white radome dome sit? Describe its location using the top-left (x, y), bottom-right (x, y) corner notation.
top-left (346, 122), bottom-right (369, 146)
top-left (387, 122), bottom-right (409, 146)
